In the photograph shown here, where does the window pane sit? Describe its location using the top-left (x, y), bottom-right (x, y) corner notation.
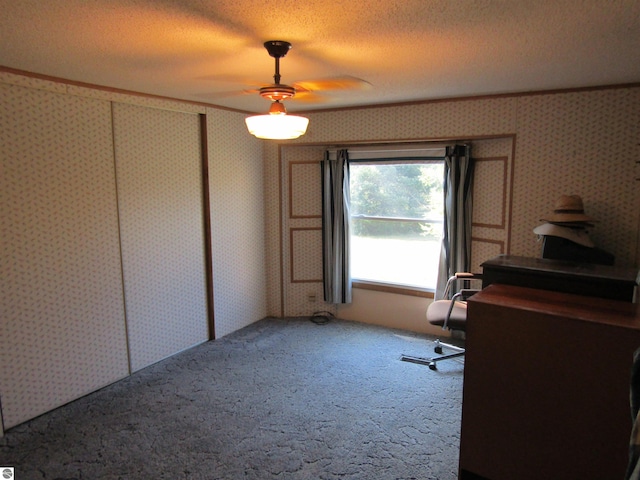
top-left (350, 163), bottom-right (443, 290)
top-left (351, 163), bottom-right (443, 218)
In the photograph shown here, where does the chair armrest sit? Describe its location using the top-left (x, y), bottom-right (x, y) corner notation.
top-left (455, 272), bottom-right (475, 278)
top-left (454, 272), bottom-right (483, 279)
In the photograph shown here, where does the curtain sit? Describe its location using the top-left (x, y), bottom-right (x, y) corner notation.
top-left (321, 149), bottom-right (352, 304)
top-left (436, 144), bottom-right (474, 298)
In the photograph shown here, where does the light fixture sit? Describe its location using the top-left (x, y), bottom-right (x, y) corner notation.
top-left (245, 100), bottom-right (309, 140)
top-left (245, 40), bottom-right (309, 140)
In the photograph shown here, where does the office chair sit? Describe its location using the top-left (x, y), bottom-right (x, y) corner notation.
top-left (401, 272), bottom-right (481, 370)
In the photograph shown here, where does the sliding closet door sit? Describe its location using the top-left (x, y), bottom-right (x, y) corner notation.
top-left (112, 103), bottom-right (209, 372)
top-left (0, 84), bottom-right (129, 429)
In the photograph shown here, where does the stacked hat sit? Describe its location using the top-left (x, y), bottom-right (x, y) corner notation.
top-left (533, 195), bottom-right (596, 247)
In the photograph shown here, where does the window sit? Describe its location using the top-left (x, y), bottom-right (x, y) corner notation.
top-left (348, 147), bottom-right (445, 291)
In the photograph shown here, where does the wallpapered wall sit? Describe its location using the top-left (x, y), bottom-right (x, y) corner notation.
top-left (0, 81), bottom-right (130, 430)
top-left (263, 87), bottom-right (640, 326)
top-left (0, 72), bottom-right (267, 344)
top-left (0, 70), bottom-right (266, 431)
top-left (112, 102), bottom-right (209, 371)
top-left (205, 108), bottom-right (267, 338)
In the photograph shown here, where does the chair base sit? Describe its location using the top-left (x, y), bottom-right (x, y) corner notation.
top-left (401, 339), bottom-right (465, 370)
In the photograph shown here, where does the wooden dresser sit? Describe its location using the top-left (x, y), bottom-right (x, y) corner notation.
top-left (481, 255), bottom-right (638, 302)
top-left (459, 284), bottom-right (640, 480)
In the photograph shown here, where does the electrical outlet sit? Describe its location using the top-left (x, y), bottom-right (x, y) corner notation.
top-left (307, 294), bottom-right (316, 303)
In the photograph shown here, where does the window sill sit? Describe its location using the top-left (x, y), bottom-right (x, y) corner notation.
top-left (352, 280), bottom-right (435, 299)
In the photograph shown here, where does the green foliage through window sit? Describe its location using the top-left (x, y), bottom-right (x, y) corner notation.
top-left (350, 163), bottom-right (443, 240)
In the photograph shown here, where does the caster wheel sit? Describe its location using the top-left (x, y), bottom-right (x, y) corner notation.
top-left (429, 362), bottom-right (437, 370)
top-left (434, 346), bottom-right (443, 354)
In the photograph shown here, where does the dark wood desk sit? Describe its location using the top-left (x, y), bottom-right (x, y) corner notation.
top-left (481, 255), bottom-right (638, 302)
top-left (459, 284), bottom-right (640, 480)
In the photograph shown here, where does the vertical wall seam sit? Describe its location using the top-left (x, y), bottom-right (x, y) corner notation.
top-left (110, 101), bottom-right (133, 375)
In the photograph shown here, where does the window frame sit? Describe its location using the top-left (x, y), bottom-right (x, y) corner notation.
top-left (341, 144), bottom-right (447, 296)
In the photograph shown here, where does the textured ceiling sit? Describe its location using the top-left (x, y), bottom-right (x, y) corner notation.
top-left (1, 0), bottom-right (639, 113)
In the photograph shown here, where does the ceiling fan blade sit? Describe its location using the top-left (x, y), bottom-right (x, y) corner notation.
top-left (293, 76), bottom-right (371, 93)
top-left (194, 88), bottom-right (257, 100)
top-left (290, 91), bottom-right (328, 103)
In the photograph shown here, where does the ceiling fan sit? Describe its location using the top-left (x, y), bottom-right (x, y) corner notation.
top-left (250, 40), bottom-right (370, 108)
top-left (244, 40), bottom-right (369, 140)
top-left (200, 40), bottom-right (371, 106)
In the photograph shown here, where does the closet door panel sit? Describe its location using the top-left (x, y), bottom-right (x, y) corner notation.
top-left (112, 103), bottom-right (208, 372)
top-left (0, 84), bottom-right (129, 429)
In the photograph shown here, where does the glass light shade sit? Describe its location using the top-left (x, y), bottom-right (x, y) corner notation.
top-left (245, 113), bottom-right (309, 140)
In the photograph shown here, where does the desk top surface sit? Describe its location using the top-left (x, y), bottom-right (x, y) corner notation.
top-left (481, 255), bottom-right (639, 283)
top-left (469, 283), bottom-right (640, 328)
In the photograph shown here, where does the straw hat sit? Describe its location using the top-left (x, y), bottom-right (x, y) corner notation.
top-left (540, 195), bottom-right (596, 224)
top-left (533, 223), bottom-right (594, 248)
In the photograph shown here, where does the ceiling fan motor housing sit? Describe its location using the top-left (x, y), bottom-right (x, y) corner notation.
top-left (259, 84), bottom-right (296, 101)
